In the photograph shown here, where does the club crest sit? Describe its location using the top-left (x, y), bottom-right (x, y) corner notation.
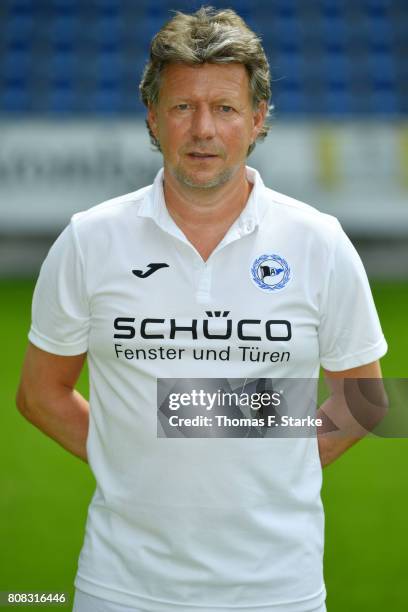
top-left (251, 254), bottom-right (291, 292)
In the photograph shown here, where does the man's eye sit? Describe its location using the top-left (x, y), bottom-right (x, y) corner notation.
top-left (218, 105), bottom-right (233, 113)
top-left (176, 104), bottom-right (189, 110)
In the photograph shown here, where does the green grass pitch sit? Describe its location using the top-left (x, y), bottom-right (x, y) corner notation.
top-left (0, 279), bottom-right (407, 611)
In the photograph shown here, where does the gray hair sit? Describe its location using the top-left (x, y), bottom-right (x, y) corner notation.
top-left (139, 6), bottom-right (272, 156)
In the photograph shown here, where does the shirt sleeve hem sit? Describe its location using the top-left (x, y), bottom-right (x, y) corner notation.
top-left (28, 328), bottom-right (88, 356)
top-left (320, 336), bottom-right (388, 372)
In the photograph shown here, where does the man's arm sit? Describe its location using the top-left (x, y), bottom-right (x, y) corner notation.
top-left (16, 343), bottom-right (89, 462)
top-left (317, 360), bottom-right (386, 468)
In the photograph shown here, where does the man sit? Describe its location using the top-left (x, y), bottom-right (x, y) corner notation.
top-left (17, 7), bottom-right (387, 612)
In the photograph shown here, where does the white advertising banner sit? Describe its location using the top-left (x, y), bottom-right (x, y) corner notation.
top-left (0, 119), bottom-right (407, 236)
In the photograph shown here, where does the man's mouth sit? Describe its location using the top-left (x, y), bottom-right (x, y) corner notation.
top-left (187, 152), bottom-right (218, 158)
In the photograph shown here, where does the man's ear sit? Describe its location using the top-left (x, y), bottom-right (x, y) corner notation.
top-left (252, 100), bottom-right (268, 140)
top-left (147, 105), bottom-right (158, 140)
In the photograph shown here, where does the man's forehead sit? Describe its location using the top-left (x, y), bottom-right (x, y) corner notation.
top-left (159, 62), bottom-right (250, 96)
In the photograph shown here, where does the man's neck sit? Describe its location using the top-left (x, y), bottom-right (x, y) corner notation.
top-left (162, 165), bottom-right (253, 261)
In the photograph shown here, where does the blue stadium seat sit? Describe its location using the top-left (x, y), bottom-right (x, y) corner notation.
top-left (320, 3), bottom-right (342, 19)
top-left (371, 90), bottom-right (398, 114)
top-left (320, 16), bottom-right (348, 46)
top-left (52, 0), bottom-right (81, 12)
top-left (49, 51), bottom-right (80, 80)
top-left (273, 51), bottom-right (306, 85)
top-left (369, 51), bottom-right (397, 81)
top-left (394, 20), bottom-right (408, 45)
top-left (4, 36), bottom-right (32, 53)
top-left (97, 0), bottom-right (122, 14)
top-left (49, 16), bottom-right (79, 45)
top-left (2, 86), bottom-right (29, 112)
top-left (96, 52), bottom-right (124, 81)
top-left (3, 51), bottom-right (31, 80)
top-left (365, 16), bottom-right (393, 46)
top-left (362, 0), bottom-right (393, 17)
top-left (373, 77), bottom-right (397, 92)
top-left (90, 15), bottom-right (123, 47)
top-left (323, 52), bottom-right (352, 83)
top-left (52, 40), bottom-right (75, 53)
top-left (92, 86), bottom-right (122, 113)
top-left (49, 83), bottom-right (76, 113)
top-left (325, 86), bottom-right (353, 115)
top-left (121, 94), bottom-right (140, 113)
top-left (275, 81), bottom-right (306, 114)
top-left (8, 0), bottom-right (35, 14)
top-left (130, 16), bottom-right (167, 50)
top-left (271, 0), bottom-right (299, 18)
top-left (271, 16), bottom-right (303, 44)
top-left (4, 15), bottom-right (34, 44)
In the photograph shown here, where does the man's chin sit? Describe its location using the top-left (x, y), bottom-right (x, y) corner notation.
top-left (172, 167), bottom-right (235, 190)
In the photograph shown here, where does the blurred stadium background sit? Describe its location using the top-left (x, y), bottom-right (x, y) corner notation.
top-left (0, 0), bottom-right (407, 610)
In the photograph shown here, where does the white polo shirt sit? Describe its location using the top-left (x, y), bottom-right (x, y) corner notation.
top-left (29, 166), bottom-right (387, 612)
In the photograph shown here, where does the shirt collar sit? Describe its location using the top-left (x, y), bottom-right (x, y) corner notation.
top-left (137, 165), bottom-right (266, 238)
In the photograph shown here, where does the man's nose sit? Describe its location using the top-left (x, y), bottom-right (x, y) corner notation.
top-left (191, 105), bottom-right (217, 140)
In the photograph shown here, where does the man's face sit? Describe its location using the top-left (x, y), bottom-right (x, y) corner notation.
top-left (147, 62), bottom-right (267, 190)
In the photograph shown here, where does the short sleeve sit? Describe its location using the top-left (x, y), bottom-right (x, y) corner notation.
top-left (318, 221), bottom-right (387, 371)
top-left (28, 220), bottom-right (90, 356)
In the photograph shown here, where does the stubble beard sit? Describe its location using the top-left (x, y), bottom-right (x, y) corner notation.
top-left (171, 164), bottom-right (236, 190)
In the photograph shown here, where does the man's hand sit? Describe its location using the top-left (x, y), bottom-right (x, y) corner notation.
top-left (16, 343), bottom-right (89, 462)
top-left (317, 360), bottom-right (387, 468)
